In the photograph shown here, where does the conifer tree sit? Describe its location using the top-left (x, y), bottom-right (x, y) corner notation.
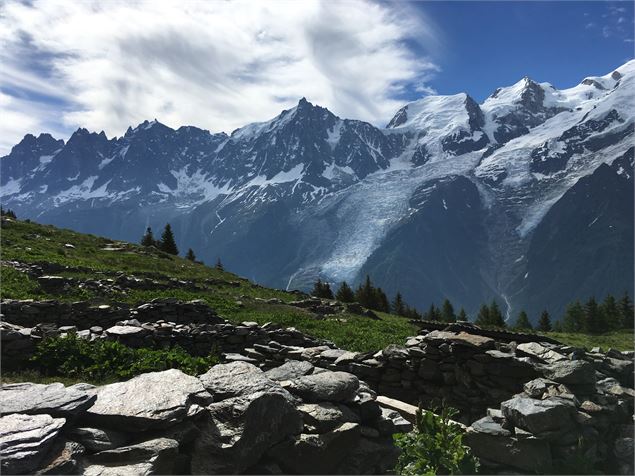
top-left (355, 275), bottom-right (374, 309)
top-left (311, 279), bottom-right (325, 298)
top-left (584, 297), bottom-right (601, 334)
top-left (311, 279), bottom-right (334, 299)
top-left (619, 292), bottom-right (634, 330)
top-left (336, 281), bottom-right (355, 303)
top-left (376, 287), bottom-right (390, 313)
top-left (158, 224), bottom-right (178, 255)
top-left (537, 310), bottom-right (552, 332)
top-left (323, 282), bottom-right (334, 300)
top-left (441, 299), bottom-right (456, 323)
top-left (514, 310), bottom-right (532, 330)
top-left (475, 304), bottom-right (490, 327)
top-left (601, 294), bottom-right (621, 331)
top-left (489, 300), bottom-right (506, 328)
top-left (392, 292), bottom-right (406, 316)
top-left (185, 248), bottom-right (196, 261)
top-left (215, 258), bottom-right (224, 271)
top-left (562, 301), bottom-right (585, 332)
top-left (140, 227), bottom-right (155, 247)
top-left (457, 308), bottom-right (468, 321)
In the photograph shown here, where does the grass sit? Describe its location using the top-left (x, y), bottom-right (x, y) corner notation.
top-left (546, 330), bottom-right (634, 352)
top-left (1, 217), bottom-right (632, 354)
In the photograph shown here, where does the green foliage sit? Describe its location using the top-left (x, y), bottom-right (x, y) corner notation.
top-left (355, 275), bottom-right (389, 312)
top-left (537, 310), bottom-right (552, 332)
top-left (392, 292), bottom-right (406, 316)
top-left (474, 300), bottom-right (506, 328)
top-left (394, 405), bottom-right (479, 475)
top-left (546, 330), bottom-right (633, 352)
top-left (185, 248), bottom-right (196, 261)
top-left (158, 223), bottom-right (179, 255)
top-left (335, 281), bottom-right (355, 302)
top-left (441, 299), bottom-right (456, 323)
top-left (514, 310), bottom-right (533, 330)
top-left (31, 334), bottom-right (219, 382)
top-left (140, 226), bottom-right (157, 247)
top-left (311, 278), bottom-right (334, 299)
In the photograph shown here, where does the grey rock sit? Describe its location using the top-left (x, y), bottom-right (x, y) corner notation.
top-left (374, 407), bottom-right (413, 435)
top-left (0, 413), bottom-right (66, 475)
top-left (465, 430), bottom-right (552, 473)
top-left (516, 342), bottom-right (567, 363)
top-left (265, 360), bottom-right (314, 381)
top-left (523, 377), bottom-right (558, 398)
top-left (334, 351), bottom-right (359, 365)
top-left (67, 427), bottom-right (129, 452)
top-left (104, 325), bottom-right (146, 336)
top-left (37, 440), bottom-right (84, 475)
top-left (0, 382), bottom-right (96, 418)
top-left (470, 416), bottom-right (511, 436)
top-left (82, 438), bottom-right (178, 476)
top-left (268, 422), bottom-right (361, 474)
top-left (191, 391), bottom-right (302, 474)
top-left (289, 371), bottom-right (359, 402)
top-left (546, 360), bottom-right (596, 385)
top-left (297, 402), bottom-right (360, 433)
top-left (199, 361), bottom-right (290, 400)
top-left (333, 434), bottom-right (400, 475)
top-left (501, 395), bottom-right (576, 434)
top-left (84, 369), bottom-right (211, 431)
top-left (319, 349), bottom-right (347, 360)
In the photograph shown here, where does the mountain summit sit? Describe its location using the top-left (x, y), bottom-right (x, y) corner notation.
top-left (2, 61), bottom-right (633, 320)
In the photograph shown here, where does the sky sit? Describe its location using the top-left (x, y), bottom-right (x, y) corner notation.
top-left (0, 0), bottom-right (633, 155)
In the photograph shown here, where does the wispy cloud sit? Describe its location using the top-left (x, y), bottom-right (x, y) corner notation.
top-left (0, 0), bottom-right (440, 154)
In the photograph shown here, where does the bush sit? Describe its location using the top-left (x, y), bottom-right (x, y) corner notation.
top-left (394, 404), bottom-right (479, 475)
top-left (31, 334), bottom-right (219, 382)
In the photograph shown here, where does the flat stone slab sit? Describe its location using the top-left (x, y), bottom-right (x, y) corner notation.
top-left (85, 369), bottom-right (211, 431)
top-left (501, 395), bottom-right (576, 434)
top-left (265, 360), bottom-right (314, 381)
top-left (288, 371), bottom-right (359, 403)
top-left (199, 361), bottom-right (290, 400)
top-left (0, 413), bottom-right (66, 475)
top-left (0, 382), bottom-right (96, 417)
top-left (104, 325), bottom-right (146, 336)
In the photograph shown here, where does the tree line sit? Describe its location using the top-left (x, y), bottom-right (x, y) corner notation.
top-left (140, 224), bottom-right (223, 270)
top-left (311, 276), bottom-right (634, 335)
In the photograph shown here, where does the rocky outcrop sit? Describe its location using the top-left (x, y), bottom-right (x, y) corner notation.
top-left (0, 364), bottom-right (407, 475)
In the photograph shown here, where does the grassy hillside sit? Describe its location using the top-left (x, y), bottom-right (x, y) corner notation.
top-left (1, 217), bottom-right (632, 352)
top-left (0, 217), bottom-right (416, 352)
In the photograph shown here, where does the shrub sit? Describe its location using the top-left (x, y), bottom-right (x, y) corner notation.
top-left (31, 333), bottom-right (219, 382)
top-left (394, 404), bottom-right (479, 475)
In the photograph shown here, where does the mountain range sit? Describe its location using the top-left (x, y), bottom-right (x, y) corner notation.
top-left (2, 61), bottom-right (633, 322)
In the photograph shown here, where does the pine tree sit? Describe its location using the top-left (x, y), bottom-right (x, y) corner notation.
top-left (185, 248), bottom-right (196, 261)
top-left (140, 227), bottom-right (155, 247)
top-left (457, 308), bottom-right (468, 321)
top-left (619, 292), bottom-right (634, 330)
top-left (355, 275), bottom-right (374, 309)
top-left (600, 294), bottom-right (621, 331)
top-left (311, 279), bottom-right (334, 299)
top-left (562, 301), bottom-right (585, 332)
top-left (537, 310), bottom-right (552, 332)
top-left (392, 292), bottom-right (406, 316)
top-left (311, 279), bottom-right (325, 298)
top-left (514, 310), bottom-right (532, 330)
top-left (336, 281), bottom-right (355, 303)
top-left (441, 299), bottom-right (456, 323)
top-left (475, 304), bottom-right (490, 327)
top-left (215, 258), bottom-right (224, 271)
top-left (376, 287), bottom-right (390, 313)
top-left (323, 282), bottom-right (334, 300)
top-left (158, 224), bottom-right (179, 255)
top-left (552, 321), bottom-right (563, 332)
top-left (489, 300), bottom-right (506, 328)
top-left (584, 297), bottom-right (601, 334)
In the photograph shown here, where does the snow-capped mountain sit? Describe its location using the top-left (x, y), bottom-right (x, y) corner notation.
top-left (2, 61), bottom-right (633, 321)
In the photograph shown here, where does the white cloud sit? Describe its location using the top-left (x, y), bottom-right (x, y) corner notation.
top-left (0, 0), bottom-right (440, 154)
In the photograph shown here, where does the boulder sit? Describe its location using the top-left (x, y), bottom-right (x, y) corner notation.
top-left (470, 416), bottom-right (511, 436)
top-left (67, 427), bottom-right (130, 453)
top-left (297, 402), bottom-right (360, 433)
top-left (288, 371), bottom-right (359, 403)
top-left (37, 440), bottom-right (85, 475)
top-left (546, 360), bottom-right (596, 386)
top-left (516, 342), bottom-right (567, 363)
top-left (465, 430), bottom-right (552, 473)
top-left (0, 382), bottom-right (96, 418)
top-left (191, 391), bottom-right (302, 474)
top-left (0, 413), bottom-right (66, 475)
top-left (199, 361), bottom-right (288, 400)
top-left (82, 438), bottom-right (178, 476)
top-left (334, 435), bottom-right (400, 474)
top-left (501, 395), bottom-right (576, 434)
top-left (84, 369), bottom-right (211, 431)
top-left (265, 361), bottom-right (314, 381)
top-left (268, 422), bottom-right (361, 474)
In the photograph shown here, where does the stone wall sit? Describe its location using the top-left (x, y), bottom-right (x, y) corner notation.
top-left (2, 299), bottom-right (633, 474)
top-left (0, 362), bottom-right (410, 475)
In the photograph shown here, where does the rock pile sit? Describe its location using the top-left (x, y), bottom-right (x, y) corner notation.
top-left (0, 362), bottom-right (409, 475)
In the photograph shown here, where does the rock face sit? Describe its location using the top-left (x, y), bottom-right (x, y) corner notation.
top-left (0, 413), bottom-right (66, 474)
top-left (84, 369), bottom-right (211, 431)
top-left (0, 382), bottom-right (96, 418)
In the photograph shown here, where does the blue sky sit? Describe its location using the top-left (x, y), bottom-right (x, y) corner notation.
top-left (0, 0), bottom-right (633, 155)
top-left (415, 1), bottom-right (634, 101)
